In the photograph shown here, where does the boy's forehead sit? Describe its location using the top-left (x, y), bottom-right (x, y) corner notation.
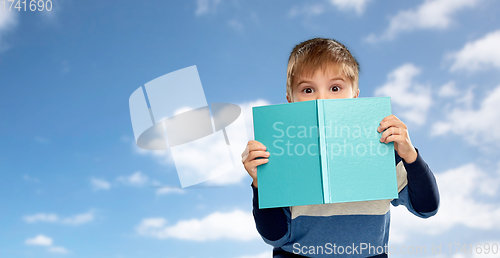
top-left (295, 63), bottom-right (347, 81)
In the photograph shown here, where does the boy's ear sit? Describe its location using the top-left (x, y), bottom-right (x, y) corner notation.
top-left (353, 89), bottom-right (360, 98)
top-left (286, 94), bottom-right (292, 103)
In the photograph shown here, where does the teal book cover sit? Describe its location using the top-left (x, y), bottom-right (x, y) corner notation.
top-left (252, 97), bottom-right (398, 209)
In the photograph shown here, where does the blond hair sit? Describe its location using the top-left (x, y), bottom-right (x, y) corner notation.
top-left (286, 38), bottom-right (360, 102)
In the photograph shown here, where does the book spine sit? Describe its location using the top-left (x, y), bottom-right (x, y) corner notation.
top-left (317, 100), bottom-right (330, 204)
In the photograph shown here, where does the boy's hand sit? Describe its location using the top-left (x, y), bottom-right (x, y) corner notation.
top-left (241, 140), bottom-right (269, 188)
top-left (378, 115), bottom-right (418, 164)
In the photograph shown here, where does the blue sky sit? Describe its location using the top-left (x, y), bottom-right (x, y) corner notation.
top-left (1, 0), bottom-right (500, 257)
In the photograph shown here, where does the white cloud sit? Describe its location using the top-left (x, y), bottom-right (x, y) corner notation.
top-left (155, 186), bottom-right (185, 195)
top-left (61, 60), bottom-right (70, 73)
top-left (454, 85), bottom-right (475, 108)
top-left (136, 209), bottom-right (259, 241)
top-left (438, 81), bottom-right (459, 98)
top-left (289, 0), bottom-right (371, 18)
top-left (94, 172), bottom-right (177, 193)
top-left (132, 139), bottom-right (172, 165)
top-left (60, 211), bottom-right (94, 225)
top-left (23, 175), bottom-right (40, 183)
top-left (448, 30), bottom-right (500, 72)
top-left (48, 246), bottom-right (69, 254)
top-left (367, 0), bottom-right (482, 42)
top-left (133, 100), bottom-right (268, 187)
top-left (117, 171), bottom-right (149, 187)
top-left (233, 100), bottom-right (269, 146)
top-left (432, 85), bottom-right (500, 146)
top-left (39, 3), bottom-right (60, 24)
top-left (38, 0), bottom-right (69, 26)
top-left (94, 171), bottom-right (180, 193)
top-left (228, 19), bottom-right (244, 32)
top-left (138, 217), bottom-right (166, 229)
top-left (288, 3), bottom-right (325, 18)
top-left (390, 163), bottom-right (500, 243)
top-left (90, 177), bottom-right (111, 191)
top-left (0, 9), bottom-right (17, 30)
top-left (25, 235), bottom-right (53, 246)
top-left (40, 10), bottom-right (58, 24)
top-left (203, 165), bottom-right (248, 186)
top-left (0, 8), bottom-right (18, 51)
top-left (34, 136), bottom-right (50, 143)
top-left (24, 211), bottom-right (94, 226)
top-left (24, 213), bottom-right (59, 223)
top-left (234, 251), bottom-right (274, 258)
top-left (203, 99), bottom-right (269, 186)
top-left (374, 63), bottom-right (432, 125)
top-left (327, 0), bottom-right (372, 15)
top-left (195, 0), bottom-right (221, 16)
top-left (25, 234), bottom-right (70, 254)
top-left (169, 125), bottom-right (237, 187)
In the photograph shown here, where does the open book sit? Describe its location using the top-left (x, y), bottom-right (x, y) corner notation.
top-left (252, 97), bottom-right (398, 209)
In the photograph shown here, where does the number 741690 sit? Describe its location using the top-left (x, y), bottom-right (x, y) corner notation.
top-left (2, 0), bottom-right (53, 11)
top-left (447, 243), bottom-right (499, 255)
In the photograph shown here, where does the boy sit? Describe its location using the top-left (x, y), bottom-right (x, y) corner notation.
top-left (241, 38), bottom-right (439, 258)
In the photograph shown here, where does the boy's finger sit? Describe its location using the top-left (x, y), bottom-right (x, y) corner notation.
top-left (383, 134), bottom-right (402, 144)
top-left (250, 158), bottom-right (269, 167)
top-left (380, 127), bottom-right (405, 142)
top-left (380, 114), bottom-right (397, 123)
top-left (378, 118), bottom-right (400, 130)
top-left (248, 141), bottom-right (267, 152)
top-left (378, 119), bottom-right (406, 132)
top-left (246, 150), bottom-right (270, 162)
top-left (242, 141), bottom-right (265, 160)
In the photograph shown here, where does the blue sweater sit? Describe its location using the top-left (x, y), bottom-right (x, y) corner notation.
top-left (251, 149), bottom-right (440, 258)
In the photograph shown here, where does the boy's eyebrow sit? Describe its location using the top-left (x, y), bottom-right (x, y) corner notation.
top-left (296, 77), bottom-right (346, 86)
top-left (296, 78), bottom-right (313, 86)
top-left (328, 77), bottom-right (345, 82)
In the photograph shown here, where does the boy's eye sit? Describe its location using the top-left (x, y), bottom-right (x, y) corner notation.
top-left (303, 88), bottom-right (313, 94)
top-left (331, 86), bottom-right (340, 92)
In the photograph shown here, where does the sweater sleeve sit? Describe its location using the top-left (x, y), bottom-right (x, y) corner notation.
top-left (391, 148), bottom-right (440, 218)
top-left (251, 184), bottom-right (292, 247)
